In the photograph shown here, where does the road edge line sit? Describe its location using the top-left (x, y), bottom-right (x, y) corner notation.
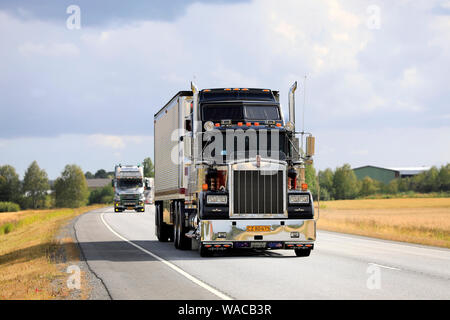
top-left (100, 212), bottom-right (233, 300)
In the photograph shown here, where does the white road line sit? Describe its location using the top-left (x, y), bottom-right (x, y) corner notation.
top-left (100, 212), bottom-right (233, 300)
top-left (368, 263), bottom-right (402, 271)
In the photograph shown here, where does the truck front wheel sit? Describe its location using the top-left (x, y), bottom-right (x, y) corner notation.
top-left (174, 201), bottom-right (191, 250)
top-left (156, 202), bottom-right (170, 242)
top-left (294, 248), bottom-right (311, 257)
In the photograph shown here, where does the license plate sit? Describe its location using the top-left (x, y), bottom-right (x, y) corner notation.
top-left (251, 242), bottom-right (266, 249)
top-left (246, 225), bottom-right (271, 232)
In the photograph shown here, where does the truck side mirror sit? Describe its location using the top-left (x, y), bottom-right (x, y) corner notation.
top-left (111, 179), bottom-right (114, 187)
top-left (306, 136), bottom-right (315, 157)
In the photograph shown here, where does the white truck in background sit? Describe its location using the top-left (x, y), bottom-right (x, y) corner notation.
top-left (113, 164), bottom-right (145, 212)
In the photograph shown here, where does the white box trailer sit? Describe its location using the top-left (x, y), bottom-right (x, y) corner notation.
top-left (154, 83), bottom-right (316, 257)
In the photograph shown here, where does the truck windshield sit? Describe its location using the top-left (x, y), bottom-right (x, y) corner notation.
top-left (118, 179), bottom-right (143, 188)
top-left (202, 103), bottom-right (280, 121)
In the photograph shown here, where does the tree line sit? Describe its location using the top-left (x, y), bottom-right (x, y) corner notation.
top-left (306, 163), bottom-right (450, 201)
top-left (0, 157), bottom-right (155, 211)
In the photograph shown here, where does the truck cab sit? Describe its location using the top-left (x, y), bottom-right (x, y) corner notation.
top-left (113, 164), bottom-right (146, 212)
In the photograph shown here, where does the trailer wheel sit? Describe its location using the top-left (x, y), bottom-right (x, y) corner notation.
top-left (294, 248), bottom-right (311, 257)
top-left (174, 201), bottom-right (191, 250)
top-left (156, 202), bottom-right (170, 242)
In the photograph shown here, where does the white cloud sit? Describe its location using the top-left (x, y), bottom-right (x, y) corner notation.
top-left (18, 42), bottom-right (80, 57)
top-left (0, 0), bottom-right (449, 174)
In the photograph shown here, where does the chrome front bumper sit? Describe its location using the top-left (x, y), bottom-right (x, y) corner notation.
top-left (199, 219), bottom-right (316, 245)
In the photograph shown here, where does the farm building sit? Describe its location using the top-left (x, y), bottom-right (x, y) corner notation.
top-left (86, 178), bottom-right (111, 189)
top-left (352, 165), bottom-right (431, 184)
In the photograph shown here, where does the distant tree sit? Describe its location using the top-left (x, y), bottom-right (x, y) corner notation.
top-left (85, 171), bottom-right (94, 179)
top-left (386, 179), bottom-right (399, 194)
top-left (143, 157), bottom-right (155, 177)
top-left (304, 164), bottom-right (318, 199)
top-left (422, 166), bottom-right (439, 193)
top-left (106, 171), bottom-right (115, 179)
top-left (318, 168), bottom-right (334, 198)
top-left (89, 185), bottom-right (114, 204)
top-left (397, 177), bottom-right (411, 192)
top-left (22, 161), bottom-right (49, 209)
top-left (437, 164), bottom-right (450, 191)
top-left (54, 164), bottom-right (89, 208)
top-left (0, 165), bottom-right (21, 203)
top-left (319, 187), bottom-right (331, 201)
top-left (359, 176), bottom-right (378, 197)
top-left (94, 169), bottom-right (108, 179)
top-left (333, 164), bottom-right (359, 199)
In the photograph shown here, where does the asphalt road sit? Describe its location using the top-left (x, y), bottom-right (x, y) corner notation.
top-left (74, 206), bottom-right (450, 300)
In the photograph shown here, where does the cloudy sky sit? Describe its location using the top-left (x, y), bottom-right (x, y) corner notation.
top-left (0, 0), bottom-right (449, 179)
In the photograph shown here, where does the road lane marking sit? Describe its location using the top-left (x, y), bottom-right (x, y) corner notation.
top-left (100, 212), bottom-right (233, 300)
top-left (318, 231), bottom-right (450, 260)
top-left (368, 263), bottom-right (401, 271)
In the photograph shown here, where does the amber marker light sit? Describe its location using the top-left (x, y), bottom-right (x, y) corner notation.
top-left (202, 184), bottom-right (208, 191)
top-left (301, 183), bottom-right (308, 191)
top-left (237, 122), bottom-right (243, 126)
top-left (246, 122), bottom-right (251, 126)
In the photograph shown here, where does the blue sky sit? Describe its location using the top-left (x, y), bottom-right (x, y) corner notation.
top-left (0, 0), bottom-right (449, 179)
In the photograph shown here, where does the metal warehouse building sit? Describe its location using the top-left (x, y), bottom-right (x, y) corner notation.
top-left (352, 165), bottom-right (430, 184)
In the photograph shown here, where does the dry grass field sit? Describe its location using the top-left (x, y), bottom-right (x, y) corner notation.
top-left (316, 198), bottom-right (450, 248)
top-left (0, 205), bottom-right (104, 300)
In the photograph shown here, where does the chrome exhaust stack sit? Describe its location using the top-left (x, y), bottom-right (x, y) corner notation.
top-left (191, 81), bottom-right (199, 163)
top-left (288, 81), bottom-right (298, 129)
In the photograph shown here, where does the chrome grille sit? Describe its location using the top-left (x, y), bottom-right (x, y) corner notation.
top-left (233, 170), bottom-right (283, 214)
top-left (120, 194), bottom-right (139, 200)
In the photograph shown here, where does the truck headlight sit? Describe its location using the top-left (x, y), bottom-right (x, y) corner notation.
top-left (285, 121), bottom-right (295, 132)
top-left (289, 194), bottom-right (309, 204)
top-left (204, 121), bottom-right (215, 131)
top-left (206, 195), bottom-right (228, 204)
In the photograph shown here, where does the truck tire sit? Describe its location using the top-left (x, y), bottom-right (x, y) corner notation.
top-left (156, 202), bottom-right (170, 242)
top-left (295, 248), bottom-right (311, 257)
top-left (174, 201), bottom-right (191, 250)
top-left (199, 243), bottom-right (212, 257)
